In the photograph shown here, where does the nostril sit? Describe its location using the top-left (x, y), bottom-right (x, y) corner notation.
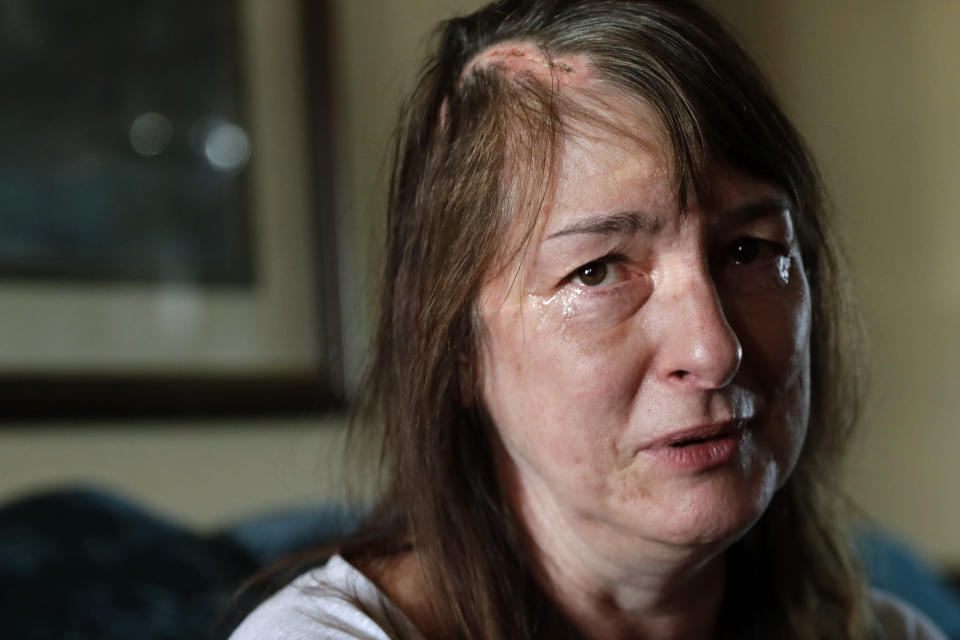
top-left (674, 370), bottom-right (689, 380)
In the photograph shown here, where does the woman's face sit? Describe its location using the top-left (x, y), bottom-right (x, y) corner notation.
top-left (477, 106), bottom-right (811, 552)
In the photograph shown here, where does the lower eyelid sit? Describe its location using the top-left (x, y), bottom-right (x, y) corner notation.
top-left (718, 255), bottom-right (793, 290)
top-left (564, 275), bottom-right (653, 324)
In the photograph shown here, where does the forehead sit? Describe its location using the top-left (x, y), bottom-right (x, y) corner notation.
top-left (530, 90), bottom-right (787, 233)
top-left (479, 88), bottom-right (793, 312)
top-left (485, 97), bottom-right (650, 278)
top-left (500, 91), bottom-right (680, 251)
top-left (498, 104), bottom-right (791, 271)
top-left (550, 101), bottom-right (675, 226)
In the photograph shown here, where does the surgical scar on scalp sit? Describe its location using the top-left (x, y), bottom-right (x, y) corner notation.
top-left (460, 40), bottom-right (593, 87)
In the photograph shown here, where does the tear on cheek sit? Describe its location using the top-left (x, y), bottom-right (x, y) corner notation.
top-left (529, 289), bottom-right (584, 334)
top-left (527, 284), bottom-right (649, 338)
top-left (776, 255), bottom-right (791, 287)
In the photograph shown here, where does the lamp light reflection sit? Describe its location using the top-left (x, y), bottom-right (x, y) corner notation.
top-left (203, 120), bottom-right (250, 172)
top-left (129, 112), bottom-right (174, 156)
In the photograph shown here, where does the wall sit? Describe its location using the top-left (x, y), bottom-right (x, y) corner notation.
top-left (337, 0), bottom-right (960, 565)
top-left (332, 0), bottom-right (487, 382)
top-left (0, 0), bottom-right (484, 529)
top-left (0, 417), bottom-right (363, 528)
top-left (709, 0), bottom-right (960, 566)
top-left (1, 0), bottom-right (958, 566)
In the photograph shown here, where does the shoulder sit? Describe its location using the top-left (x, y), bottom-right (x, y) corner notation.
top-left (871, 589), bottom-right (949, 640)
top-left (228, 555), bottom-right (423, 640)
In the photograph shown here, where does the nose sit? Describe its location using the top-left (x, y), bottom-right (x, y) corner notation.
top-left (654, 266), bottom-right (742, 390)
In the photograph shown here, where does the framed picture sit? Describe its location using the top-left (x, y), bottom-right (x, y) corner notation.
top-left (0, 0), bottom-right (343, 418)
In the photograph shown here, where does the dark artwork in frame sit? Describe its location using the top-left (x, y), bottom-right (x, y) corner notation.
top-left (0, 0), bottom-right (254, 286)
top-left (0, 0), bottom-right (346, 419)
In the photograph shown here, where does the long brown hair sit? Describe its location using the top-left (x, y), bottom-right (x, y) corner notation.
top-left (348, 1), bottom-right (868, 638)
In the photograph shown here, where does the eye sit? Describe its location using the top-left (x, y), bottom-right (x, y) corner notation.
top-left (576, 261), bottom-right (608, 286)
top-left (719, 236), bottom-right (793, 288)
top-left (724, 236), bottom-right (787, 265)
top-left (727, 237), bottom-right (763, 265)
top-left (571, 256), bottom-right (627, 287)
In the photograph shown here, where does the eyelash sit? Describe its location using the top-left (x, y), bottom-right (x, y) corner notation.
top-left (565, 237), bottom-right (789, 289)
top-left (567, 254), bottom-right (630, 288)
top-left (722, 236), bottom-right (787, 267)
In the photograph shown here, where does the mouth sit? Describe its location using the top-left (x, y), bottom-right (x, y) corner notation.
top-left (641, 419), bottom-right (748, 471)
top-left (670, 435), bottom-right (723, 448)
top-left (655, 420), bottom-right (744, 449)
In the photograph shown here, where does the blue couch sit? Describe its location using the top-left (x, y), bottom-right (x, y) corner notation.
top-left (3, 486), bottom-right (959, 639)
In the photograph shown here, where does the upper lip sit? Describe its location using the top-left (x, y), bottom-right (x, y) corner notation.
top-left (640, 418), bottom-right (747, 450)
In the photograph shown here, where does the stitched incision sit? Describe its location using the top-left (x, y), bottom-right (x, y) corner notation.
top-left (460, 40), bottom-right (593, 87)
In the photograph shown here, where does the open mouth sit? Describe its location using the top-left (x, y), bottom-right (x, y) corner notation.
top-left (665, 422), bottom-right (741, 449)
top-left (670, 435), bottom-right (723, 448)
top-left (646, 420), bottom-right (746, 470)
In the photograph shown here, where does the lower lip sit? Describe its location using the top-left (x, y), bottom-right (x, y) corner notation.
top-left (644, 431), bottom-right (743, 471)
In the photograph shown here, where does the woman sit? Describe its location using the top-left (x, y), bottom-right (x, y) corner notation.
top-left (231, 1), bottom-right (944, 638)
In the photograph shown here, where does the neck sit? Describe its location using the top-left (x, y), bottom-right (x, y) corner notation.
top-left (543, 549), bottom-right (726, 640)
top-left (512, 478), bottom-right (728, 640)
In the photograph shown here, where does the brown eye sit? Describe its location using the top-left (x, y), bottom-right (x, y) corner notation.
top-left (576, 261), bottom-right (608, 286)
top-left (728, 237), bottom-right (761, 265)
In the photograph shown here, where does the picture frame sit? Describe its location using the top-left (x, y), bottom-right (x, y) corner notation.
top-left (0, 0), bottom-right (343, 418)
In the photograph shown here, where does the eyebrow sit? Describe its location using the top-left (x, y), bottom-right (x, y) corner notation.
top-left (543, 197), bottom-right (794, 241)
top-left (720, 197), bottom-right (793, 225)
top-left (544, 210), bottom-right (664, 240)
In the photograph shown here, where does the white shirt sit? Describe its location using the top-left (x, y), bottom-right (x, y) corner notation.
top-left (228, 555), bottom-right (424, 640)
top-left (229, 555), bottom-right (947, 640)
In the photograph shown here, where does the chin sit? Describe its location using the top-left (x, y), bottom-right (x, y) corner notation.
top-left (641, 462), bottom-right (781, 550)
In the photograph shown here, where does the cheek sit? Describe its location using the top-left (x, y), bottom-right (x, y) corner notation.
top-left (484, 314), bottom-right (647, 435)
top-left (729, 275), bottom-right (811, 389)
top-left (729, 278), bottom-right (812, 479)
top-left (767, 346), bottom-right (810, 491)
top-left (478, 301), bottom-right (638, 472)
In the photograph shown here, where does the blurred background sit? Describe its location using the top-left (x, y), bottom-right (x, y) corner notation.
top-left (0, 0), bottom-right (957, 580)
